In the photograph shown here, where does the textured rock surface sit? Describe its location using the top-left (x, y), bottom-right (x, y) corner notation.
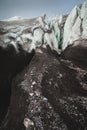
top-left (1, 44), bottom-right (87, 130)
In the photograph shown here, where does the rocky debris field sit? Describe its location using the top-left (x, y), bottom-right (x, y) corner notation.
top-left (0, 42), bottom-right (87, 130)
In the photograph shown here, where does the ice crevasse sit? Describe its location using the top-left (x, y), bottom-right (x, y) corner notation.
top-left (0, 0), bottom-right (87, 54)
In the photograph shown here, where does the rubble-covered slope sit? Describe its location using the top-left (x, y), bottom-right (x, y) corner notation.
top-left (1, 45), bottom-right (87, 130)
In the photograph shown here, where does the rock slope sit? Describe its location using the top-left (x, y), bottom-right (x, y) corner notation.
top-left (2, 45), bottom-right (87, 130)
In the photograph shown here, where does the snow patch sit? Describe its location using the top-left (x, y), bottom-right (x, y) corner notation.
top-left (3, 16), bottom-right (24, 21)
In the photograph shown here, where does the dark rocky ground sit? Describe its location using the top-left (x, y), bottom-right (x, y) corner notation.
top-left (0, 40), bottom-right (87, 130)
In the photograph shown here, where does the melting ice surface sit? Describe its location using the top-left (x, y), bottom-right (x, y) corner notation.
top-left (0, 0), bottom-right (87, 54)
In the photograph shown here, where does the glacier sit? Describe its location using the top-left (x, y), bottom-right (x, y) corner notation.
top-left (0, 0), bottom-right (87, 54)
top-left (0, 1), bottom-right (87, 130)
top-left (63, 0), bottom-right (87, 50)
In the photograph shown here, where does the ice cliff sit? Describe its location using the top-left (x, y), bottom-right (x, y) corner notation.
top-left (0, 0), bottom-right (87, 54)
top-left (63, 0), bottom-right (87, 50)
